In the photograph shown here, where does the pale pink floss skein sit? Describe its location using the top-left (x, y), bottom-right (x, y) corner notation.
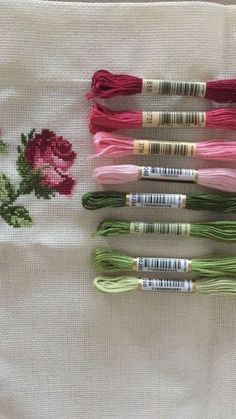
top-left (89, 103), bottom-right (236, 133)
top-left (198, 168), bottom-right (236, 193)
top-left (93, 165), bottom-right (139, 184)
top-left (90, 132), bottom-right (236, 161)
top-left (93, 165), bottom-right (236, 193)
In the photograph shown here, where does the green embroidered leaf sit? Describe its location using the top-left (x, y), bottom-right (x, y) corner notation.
top-left (17, 168), bottom-right (56, 200)
top-left (16, 144), bottom-right (32, 178)
top-left (28, 129), bottom-right (35, 140)
top-left (0, 205), bottom-right (33, 228)
top-left (0, 173), bottom-right (16, 203)
top-left (21, 133), bottom-right (28, 146)
top-left (0, 139), bottom-right (8, 154)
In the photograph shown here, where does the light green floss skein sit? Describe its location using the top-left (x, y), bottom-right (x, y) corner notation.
top-left (93, 276), bottom-right (236, 295)
top-left (96, 219), bottom-right (236, 243)
top-left (92, 247), bottom-right (236, 277)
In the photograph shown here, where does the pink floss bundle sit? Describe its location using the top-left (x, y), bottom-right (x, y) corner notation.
top-left (86, 70), bottom-right (236, 103)
top-left (92, 165), bottom-right (236, 193)
top-left (90, 131), bottom-right (236, 162)
top-left (89, 103), bottom-right (236, 133)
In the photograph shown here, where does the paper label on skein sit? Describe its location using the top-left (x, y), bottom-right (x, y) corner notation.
top-left (126, 193), bottom-right (186, 208)
top-left (140, 278), bottom-right (193, 292)
top-left (133, 140), bottom-right (196, 157)
top-left (140, 167), bottom-right (197, 182)
top-left (142, 79), bottom-right (206, 97)
top-left (135, 257), bottom-right (190, 273)
top-left (130, 222), bottom-right (191, 236)
top-left (142, 111), bottom-right (206, 128)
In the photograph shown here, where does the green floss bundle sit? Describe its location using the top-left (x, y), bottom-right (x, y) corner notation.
top-left (92, 247), bottom-right (236, 277)
top-left (82, 191), bottom-right (236, 214)
top-left (93, 276), bottom-right (236, 296)
top-left (96, 219), bottom-right (236, 243)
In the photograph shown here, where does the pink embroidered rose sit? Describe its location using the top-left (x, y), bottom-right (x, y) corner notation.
top-left (25, 129), bottom-right (76, 195)
top-left (26, 129), bottom-right (76, 171)
top-left (40, 167), bottom-right (76, 195)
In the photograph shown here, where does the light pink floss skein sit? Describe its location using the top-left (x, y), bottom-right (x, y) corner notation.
top-left (90, 132), bottom-right (236, 162)
top-left (198, 168), bottom-right (236, 193)
top-left (92, 164), bottom-right (236, 193)
top-left (93, 165), bottom-right (139, 184)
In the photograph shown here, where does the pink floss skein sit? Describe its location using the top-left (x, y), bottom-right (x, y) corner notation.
top-left (90, 132), bottom-right (236, 162)
top-left (197, 168), bottom-right (236, 193)
top-left (92, 164), bottom-right (236, 193)
top-left (87, 70), bottom-right (236, 103)
top-left (89, 103), bottom-right (141, 133)
top-left (89, 103), bottom-right (236, 133)
top-left (90, 132), bottom-right (135, 158)
top-left (93, 165), bottom-right (139, 184)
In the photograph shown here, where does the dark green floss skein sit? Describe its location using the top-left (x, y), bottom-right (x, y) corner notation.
top-left (186, 193), bottom-right (236, 212)
top-left (82, 191), bottom-right (236, 213)
top-left (82, 191), bottom-right (126, 210)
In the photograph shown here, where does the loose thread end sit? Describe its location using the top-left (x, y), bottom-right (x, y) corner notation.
top-left (206, 79), bottom-right (236, 103)
top-left (82, 191), bottom-right (127, 210)
top-left (86, 70), bottom-right (142, 99)
top-left (96, 219), bottom-right (131, 236)
top-left (93, 276), bottom-right (140, 293)
top-left (92, 247), bottom-right (134, 273)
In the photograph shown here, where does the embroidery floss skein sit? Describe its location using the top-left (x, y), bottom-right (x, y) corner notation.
top-left (93, 276), bottom-right (236, 296)
top-left (89, 103), bottom-right (236, 133)
top-left (92, 247), bottom-right (236, 277)
top-left (82, 191), bottom-right (236, 213)
top-left (91, 132), bottom-right (236, 161)
top-left (92, 165), bottom-right (236, 193)
top-left (87, 70), bottom-right (236, 103)
top-left (96, 219), bottom-right (236, 243)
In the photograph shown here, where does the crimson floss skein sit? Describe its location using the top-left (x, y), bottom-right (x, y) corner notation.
top-left (87, 70), bottom-right (236, 103)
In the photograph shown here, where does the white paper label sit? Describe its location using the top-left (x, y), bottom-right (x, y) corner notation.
top-left (133, 140), bottom-right (196, 157)
top-left (130, 222), bottom-right (191, 236)
top-left (142, 111), bottom-right (206, 128)
top-left (136, 257), bottom-right (190, 273)
top-left (142, 79), bottom-right (206, 97)
top-left (126, 193), bottom-right (186, 208)
top-left (140, 167), bottom-right (197, 182)
top-left (140, 278), bottom-right (193, 292)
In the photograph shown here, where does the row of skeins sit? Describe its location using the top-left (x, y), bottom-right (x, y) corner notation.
top-left (83, 70), bottom-right (236, 297)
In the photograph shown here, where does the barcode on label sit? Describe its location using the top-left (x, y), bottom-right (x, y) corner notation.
top-left (133, 140), bottom-right (196, 157)
top-left (136, 257), bottom-right (190, 272)
top-left (142, 111), bottom-right (206, 128)
top-left (141, 278), bottom-right (193, 292)
top-left (149, 141), bottom-right (195, 157)
top-left (142, 80), bottom-right (206, 98)
top-left (127, 193), bottom-right (185, 208)
top-left (130, 222), bottom-right (190, 236)
top-left (141, 167), bottom-right (197, 182)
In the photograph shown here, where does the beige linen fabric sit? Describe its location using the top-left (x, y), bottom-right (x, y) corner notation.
top-left (1, 1), bottom-right (236, 418)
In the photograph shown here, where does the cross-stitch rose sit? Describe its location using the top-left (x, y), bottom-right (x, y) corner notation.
top-left (0, 129), bottom-right (77, 228)
top-left (25, 129), bottom-right (76, 195)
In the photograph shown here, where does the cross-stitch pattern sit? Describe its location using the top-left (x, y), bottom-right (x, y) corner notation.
top-left (0, 129), bottom-right (76, 228)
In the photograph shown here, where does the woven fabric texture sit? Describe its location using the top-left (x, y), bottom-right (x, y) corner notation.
top-left (1, 1), bottom-right (236, 418)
